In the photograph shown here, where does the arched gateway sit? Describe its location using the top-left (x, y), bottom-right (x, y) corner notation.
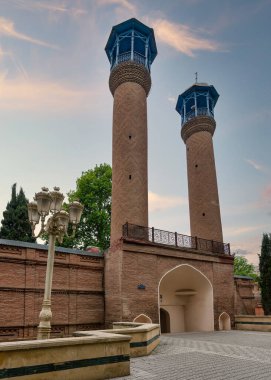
top-left (159, 265), bottom-right (214, 333)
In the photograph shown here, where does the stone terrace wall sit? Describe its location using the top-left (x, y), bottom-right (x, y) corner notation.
top-left (0, 239), bottom-right (104, 341)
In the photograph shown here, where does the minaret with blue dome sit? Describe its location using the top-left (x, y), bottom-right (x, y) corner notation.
top-left (176, 82), bottom-right (223, 243)
top-left (105, 18), bottom-right (157, 245)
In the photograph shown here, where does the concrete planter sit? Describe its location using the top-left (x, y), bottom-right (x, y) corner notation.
top-left (235, 315), bottom-right (271, 332)
top-left (0, 332), bottom-right (130, 380)
top-left (75, 322), bottom-right (160, 357)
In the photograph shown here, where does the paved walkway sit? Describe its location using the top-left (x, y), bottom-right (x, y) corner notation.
top-left (116, 331), bottom-right (271, 379)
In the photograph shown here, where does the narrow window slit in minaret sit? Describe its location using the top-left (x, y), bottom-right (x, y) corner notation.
top-left (129, 175), bottom-right (132, 179)
top-left (195, 164), bottom-right (198, 168)
top-left (129, 135), bottom-right (132, 139)
top-left (202, 213), bottom-right (205, 216)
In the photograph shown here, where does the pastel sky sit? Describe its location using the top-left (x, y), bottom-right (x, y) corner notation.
top-left (1, 0), bottom-right (271, 265)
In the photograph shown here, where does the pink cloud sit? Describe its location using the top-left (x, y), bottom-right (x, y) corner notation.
top-left (0, 17), bottom-right (58, 49)
top-left (150, 18), bottom-right (222, 57)
top-left (262, 184), bottom-right (271, 200)
top-left (0, 76), bottom-right (106, 112)
top-left (149, 191), bottom-right (187, 212)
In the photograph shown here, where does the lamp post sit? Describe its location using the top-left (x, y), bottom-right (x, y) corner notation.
top-left (28, 186), bottom-right (83, 340)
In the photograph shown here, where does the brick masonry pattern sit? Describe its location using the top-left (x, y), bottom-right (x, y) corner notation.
top-left (109, 62), bottom-right (151, 96)
top-left (184, 117), bottom-right (223, 242)
top-left (110, 77), bottom-right (149, 244)
top-left (0, 244), bottom-right (104, 340)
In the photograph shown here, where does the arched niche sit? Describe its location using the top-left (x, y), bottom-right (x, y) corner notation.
top-left (133, 314), bottom-right (152, 324)
top-left (160, 308), bottom-right (170, 333)
top-left (158, 264), bottom-right (214, 333)
top-left (218, 312), bottom-right (231, 331)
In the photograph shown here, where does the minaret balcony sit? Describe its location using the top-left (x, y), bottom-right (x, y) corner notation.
top-left (182, 107), bottom-right (214, 126)
top-left (111, 50), bottom-right (148, 71)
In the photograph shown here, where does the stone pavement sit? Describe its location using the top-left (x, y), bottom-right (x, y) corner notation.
top-left (115, 331), bottom-right (271, 380)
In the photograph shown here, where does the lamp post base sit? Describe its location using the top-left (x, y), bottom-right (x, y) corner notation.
top-left (37, 326), bottom-right (51, 340)
top-left (37, 300), bottom-right (52, 340)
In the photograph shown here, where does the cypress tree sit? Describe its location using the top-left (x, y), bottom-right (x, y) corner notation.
top-left (0, 184), bottom-right (35, 242)
top-left (259, 233), bottom-right (271, 315)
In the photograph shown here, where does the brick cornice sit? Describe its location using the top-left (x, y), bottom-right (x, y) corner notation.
top-left (122, 238), bottom-right (234, 264)
top-left (181, 116), bottom-right (216, 143)
top-left (109, 62), bottom-right (151, 96)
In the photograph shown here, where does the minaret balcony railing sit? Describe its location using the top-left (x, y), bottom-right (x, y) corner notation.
top-left (122, 222), bottom-right (231, 256)
top-left (182, 107), bottom-right (214, 126)
top-left (111, 51), bottom-right (149, 71)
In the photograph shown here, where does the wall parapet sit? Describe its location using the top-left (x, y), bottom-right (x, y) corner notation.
top-left (0, 238), bottom-right (103, 257)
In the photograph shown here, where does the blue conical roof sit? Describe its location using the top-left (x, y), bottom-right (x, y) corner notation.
top-left (105, 18), bottom-right (157, 64)
top-left (176, 83), bottom-right (219, 115)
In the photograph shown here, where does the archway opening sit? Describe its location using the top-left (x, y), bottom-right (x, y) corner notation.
top-left (133, 314), bottom-right (152, 324)
top-left (160, 308), bottom-right (170, 333)
top-left (159, 264), bottom-right (214, 333)
top-left (218, 312), bottom-right (231, 331)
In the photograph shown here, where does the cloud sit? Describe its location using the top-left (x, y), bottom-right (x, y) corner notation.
top-left (149, 191), bottom-right (187, 212)
top-left (0, 44), bottom-right (30, 80)
top-left (97, 0), bottom-right (137, 20)
top-left (168, 96), bottom-right (176, 103)
top-left (262, 184), bottom-right (271, 201)
top-left (224, 224), bottom-right (268, 238)
top-left (245, 159), bottom-right (266, 172)
top-left (0, 17), bottom-right (58, 49)
top-left (230, 235), bottom-right (262, 266)
top-left (0, 47), bottom-right (8, 60)
top-left (150, 18), bottom-right (222, 57)
top-left (11, 0), bottom-right (87, 18)
top-left (0, 75), bottom-right (105, 112)
top-left (98, 0), bottom-right (136, 13)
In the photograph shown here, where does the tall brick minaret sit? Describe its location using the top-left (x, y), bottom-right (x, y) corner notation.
top-left (176, 82), bottom-right (223, 242)
top-left (105, 18), bottom-right (157, 245)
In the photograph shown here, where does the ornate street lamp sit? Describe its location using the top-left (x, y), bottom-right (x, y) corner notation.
top-left (28, 187), bottom-right (83, 340)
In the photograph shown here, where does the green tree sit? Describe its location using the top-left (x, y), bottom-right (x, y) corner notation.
top-left (0, 184), bottom-right (35, 242)
top-left (259, 233), bottom-right (271, 315)
top-left (59, 163), bottom-right (112, 251)
top-left (234, 255), bottom-right (258, 281)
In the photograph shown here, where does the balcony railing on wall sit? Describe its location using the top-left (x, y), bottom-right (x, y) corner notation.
top-left (122, 223), bottom-right (231, 256)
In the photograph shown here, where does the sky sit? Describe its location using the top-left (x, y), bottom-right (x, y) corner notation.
top-left (0, 0), bottom-right (271, 265)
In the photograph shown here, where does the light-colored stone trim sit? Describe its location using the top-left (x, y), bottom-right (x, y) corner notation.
top-left (0, 332), bottom-right (131, 380)
top-left (235, 315), bottom-right (271, 332)
top-left (75, 323), bottom-right (160, 357)
top-left (0, 238), bottom-right (102, 257)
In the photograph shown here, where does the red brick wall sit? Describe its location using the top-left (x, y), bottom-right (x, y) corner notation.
top-left (0, 238), bottom-right (238, 339)
top-left (0, 241), bottom-right (104, 341)
top-left (234, 277), bottom-right (256, 315)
